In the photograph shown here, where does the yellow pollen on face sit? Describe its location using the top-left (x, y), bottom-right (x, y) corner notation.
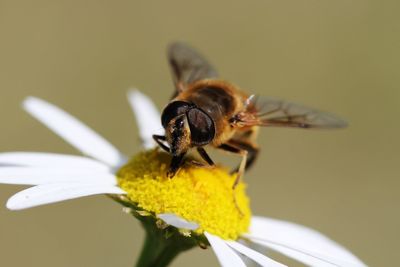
top-left (117, 149), bottom-right (251, 240)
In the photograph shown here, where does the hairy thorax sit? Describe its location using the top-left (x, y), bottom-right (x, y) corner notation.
top-left (175, 79), bottom-right (247, 146)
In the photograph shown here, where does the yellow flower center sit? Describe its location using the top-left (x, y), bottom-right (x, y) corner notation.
top-left (117, 149), bottom-right (251, 240)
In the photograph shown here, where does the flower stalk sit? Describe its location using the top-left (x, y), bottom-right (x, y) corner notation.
top-left (112, 195), bottom-right (205, 267)
top-left (135, 215), bottom-right (197, 267)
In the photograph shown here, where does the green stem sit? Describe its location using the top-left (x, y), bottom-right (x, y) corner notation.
top-left (109, 196), bottom-right (203, 267)
top-left (134, 217), bottom-right (197, 267)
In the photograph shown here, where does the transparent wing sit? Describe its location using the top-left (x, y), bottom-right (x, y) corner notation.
top-left (168, 42), bottom-right (218, 93)
top-left (234, 96), bottom-right (348, 129)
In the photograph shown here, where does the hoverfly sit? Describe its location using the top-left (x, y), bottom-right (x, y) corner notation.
top-left (153, 42), bottom-right (346, 187)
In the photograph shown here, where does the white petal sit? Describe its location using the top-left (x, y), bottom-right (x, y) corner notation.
top-left (0, 152), bottom-right (109, 171)
top-left (205, 232), bottom-right (246, 267)
top-left (0, 167), bottom-right (117, 185)
top-left (158, 213), bottom-right (199, 230)
top-left (6, 182), bottom-right (126, 210)
top-left (23, 97), bottom-right (126, 167)
top-left (247, 237), bottom-right (361, 267)
top-left (226, 240), bottom-right (286, 267)
top-left (244, 216), bottom-right (367, 267)
top-left (127, 90), bottom-right (164, 149)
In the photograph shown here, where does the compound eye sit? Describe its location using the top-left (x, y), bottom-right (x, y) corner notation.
top-left (187, 108), bottom-right (215, 146)
top-left (161, 101), bottom-right (191, 128)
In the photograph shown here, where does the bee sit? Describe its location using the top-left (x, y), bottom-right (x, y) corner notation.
top-left (153, 42), bottom-right (347, 187)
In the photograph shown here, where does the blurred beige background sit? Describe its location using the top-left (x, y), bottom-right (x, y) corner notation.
top-left (0, 1), bottom-right (398, 266)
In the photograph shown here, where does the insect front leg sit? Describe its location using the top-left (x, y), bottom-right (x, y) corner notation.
top-left (196, 147), bottom-right (215, 166)
top-left (152, 135), bottom-right (170, 153)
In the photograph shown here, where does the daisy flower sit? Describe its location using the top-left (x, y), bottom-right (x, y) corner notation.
top-left (0, 91), bottom-right (367, 267)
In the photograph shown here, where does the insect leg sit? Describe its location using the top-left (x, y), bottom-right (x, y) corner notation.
top-left (216, 143), bottom-right (248, 216)
top-left (152, 135), bottom-right (170, 153)
top-left (228, 140), bottom-right (259, 173)
top-left (217, 143), bottom-right (248, 189)
top-left (197, 147), bottom-right (215, 166)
